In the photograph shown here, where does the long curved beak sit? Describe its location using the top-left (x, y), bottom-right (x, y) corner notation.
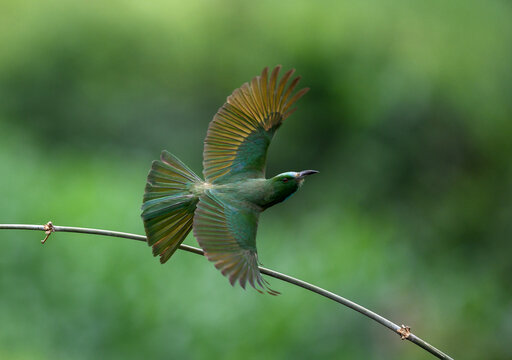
top-left (297, 170), bottom-right (319, 178)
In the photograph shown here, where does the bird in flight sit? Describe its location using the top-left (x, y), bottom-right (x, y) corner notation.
top-left (141, 66), bottom-right (317, 294)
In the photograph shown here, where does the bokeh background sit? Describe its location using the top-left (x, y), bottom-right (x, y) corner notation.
top-left (1, 0), bottom-right (511, 359)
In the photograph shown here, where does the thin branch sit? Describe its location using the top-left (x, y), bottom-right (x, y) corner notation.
top-left (0, 223), bottom-right (453, 360)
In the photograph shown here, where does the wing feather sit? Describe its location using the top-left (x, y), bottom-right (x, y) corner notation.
top-left (203, 66), bottom-right (308, 183)
top-left (193, 190), bottom-right (278, 294)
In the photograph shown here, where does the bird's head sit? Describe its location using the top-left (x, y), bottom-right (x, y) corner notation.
top-left (264, 170), bottom-right (319, 208)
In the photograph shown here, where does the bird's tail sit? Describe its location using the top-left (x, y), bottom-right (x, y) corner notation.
top-left (141, 150), bottom-right (202, 263)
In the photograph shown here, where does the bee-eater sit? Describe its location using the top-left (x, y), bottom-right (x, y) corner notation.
top-left (141, 66), bottom-right (317, 294)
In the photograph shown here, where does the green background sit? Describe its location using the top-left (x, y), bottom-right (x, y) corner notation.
top-left (1, 1), bottom-right (511, 359)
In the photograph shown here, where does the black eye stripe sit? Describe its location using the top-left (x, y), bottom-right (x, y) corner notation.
top-left (282, 178), bottom-right (289, 183)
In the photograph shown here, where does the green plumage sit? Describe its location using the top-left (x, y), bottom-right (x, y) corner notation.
top-left (141, 151), bottom-right (200, 263)
top-left (142, 66), bottom-right (317, 293)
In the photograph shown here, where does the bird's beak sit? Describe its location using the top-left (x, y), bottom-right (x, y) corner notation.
top-left (297, 170), bottom-right (319, 178)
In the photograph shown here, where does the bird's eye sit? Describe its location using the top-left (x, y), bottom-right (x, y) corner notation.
top-left (282, 178), bottom-right (289, 183)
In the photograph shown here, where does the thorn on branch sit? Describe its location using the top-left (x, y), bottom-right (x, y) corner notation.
top-left (42, 221), bottom-right (55, 244)
top-left (397, 324), bottom-right (411, 340)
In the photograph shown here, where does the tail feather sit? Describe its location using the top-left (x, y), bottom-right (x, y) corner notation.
top-left (158, 220), bottom-right (194, 263)
top-left (141, 151), bottom-right (202, 263)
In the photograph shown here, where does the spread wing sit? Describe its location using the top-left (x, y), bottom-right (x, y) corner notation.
top-left (193, 189), bottom-right (279, 294)
top-left (203, 66), bottom-right (309, 184)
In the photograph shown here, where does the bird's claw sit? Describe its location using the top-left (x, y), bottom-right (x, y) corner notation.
top-left (42, 221), bottom-right (54, 244)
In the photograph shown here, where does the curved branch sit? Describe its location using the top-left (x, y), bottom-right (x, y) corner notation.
top-left (0, 223), bottom-right (453, 360)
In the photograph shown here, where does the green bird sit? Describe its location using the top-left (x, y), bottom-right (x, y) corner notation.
top-left (141, 66), bottom-right (317, 294)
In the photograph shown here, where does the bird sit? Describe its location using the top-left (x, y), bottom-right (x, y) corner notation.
top-left (141, 66), bottom-right (318, 294)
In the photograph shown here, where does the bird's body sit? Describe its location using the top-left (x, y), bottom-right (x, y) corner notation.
top-left (141, 66), bottom-right (317, 293)
top-left (192, 174), bottom-right (304, 210)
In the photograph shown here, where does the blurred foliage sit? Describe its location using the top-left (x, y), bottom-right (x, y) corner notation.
top-left (1, 0), bottom-right (511, 359)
